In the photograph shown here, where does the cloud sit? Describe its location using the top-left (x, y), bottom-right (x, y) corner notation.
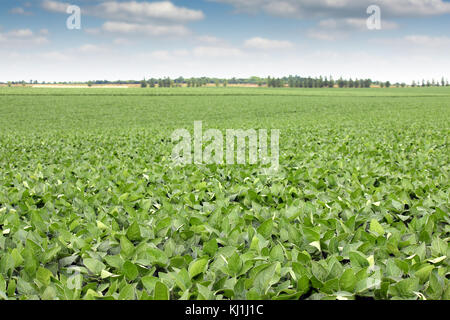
top-left (113, 38), bottom-right (132, 45)
top-left (307, 30), bottom-right (346, 41)
top-left (43, 1), bottom-right (204, 23)
top-left (101, 21), bottom-right (190, 36)
top-left (307, 18), bottom-right (398, 41)
top-left (0, 29), bottom-right (49, 46)
top-left (92, 1), bottom-right (204, 23)
top-left (9, 7), bottom-right (33, 15)
top-left (371, 34), bottom-right (450, 48)
top-left (318, 18), bottom-right (397, 31)
top-left (78, 44), bottom-right (107, 53)
top-left (244, 37), bottom-right (293, 49)
top-left (42, 0), bottom-right (70, 13)
top-left (42, 1), bottom-right (202, 37)
top-left (148, 50), bottom-right (172, 60)
top-left (404, 35), bottom-right (450, 47)
top-left (196, 35), bottom-right (224, 45)
top-left (85, 28), bottom-right (102, 35)
top-left (211, 0), bottom-right (450, 18)
top-left (6, 29), bottom-right (34, 37)
top-left (193, 46), bottom-right (243, 58)
top-left (39, 51), bottom-right (70, 61)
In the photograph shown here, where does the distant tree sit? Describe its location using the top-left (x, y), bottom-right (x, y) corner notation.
top-left (87, 81), bottom-right (93, 87)
top-left (411, 80), bottom-right (416, 87)
top-left (380, 82), bottom-right (385, 88)
top-left (223, 80), bottom-right (228, 87)
top-left (140, 79), bottom-right (148, 88)
top-left (385, 81), bottom-right (391, 88)
top-left (329, 76), bottom-right (335, 88)
top-left (441, 77), bottom-right (445, 87)
top-left (401, 83), bottom-right (406, 88)
top-left (7, 81), bottom-right (12, 87)
top-left (348, 78), bottom-right (354, 88)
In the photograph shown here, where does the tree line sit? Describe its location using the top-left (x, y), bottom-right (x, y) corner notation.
top-left (2, 76), bottom-right (449, 88)
top-left (139, 76), bottom-right (449, 88)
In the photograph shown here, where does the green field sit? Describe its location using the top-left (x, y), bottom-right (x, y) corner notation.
top-left (0, 87), bottom-right (448, 300)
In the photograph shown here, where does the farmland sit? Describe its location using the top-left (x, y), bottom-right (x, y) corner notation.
top-left (0, 87), bottom-right (448, 300)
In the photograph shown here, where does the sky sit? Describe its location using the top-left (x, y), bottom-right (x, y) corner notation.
top-left (0, 0), bottom-right (450, 83)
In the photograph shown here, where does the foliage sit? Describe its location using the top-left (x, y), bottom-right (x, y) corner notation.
top-left (0, 87), bottom-right (448, 300)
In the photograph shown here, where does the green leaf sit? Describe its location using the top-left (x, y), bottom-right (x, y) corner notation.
top-left (123, 261), bottom-right (139, 281)
top-left (126, 221), bottom-right (142, 241)
top-left (83, 258), bottom-right (106, 275)
top-left (203, 239), bottom-right (218, 256)
top-left (227, 252), bottom-right (242, 276)
top-left (118, 284), bottom-right (135, 300)
top-left (41, 286), bottom-right (56, 300)
top-left (253, 262), bottom-right (281, 295)
top-left (188, 258), bottom-right (209, 279)
top-left (257, 219), bottom-right (273, 238)
top-left (297, 275), bottom-right (310, 296)
top-left (36, 267), bottom-right (53, 287)
top-left (0, 274), bottom-right (6, 292)
top-left (415, 264), bottom-right (434, 282)
top-left (154, 281), bottom-right (169, 300)
top-left (197, 284), bottom-right (213, 300)
top-left (120, 236), bottom-right (135, 258)
top-left (349, 251), bottom-right (370, 269)
top-left (141, 275), bottom-right (158, 294)
top-left (370, 219), bottom-right (385, 236)
top-left (340, 269), bottom-right (357, 292)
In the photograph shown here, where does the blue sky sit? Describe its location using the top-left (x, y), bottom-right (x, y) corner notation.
top-left (1, 0), bottom-right (450, 83)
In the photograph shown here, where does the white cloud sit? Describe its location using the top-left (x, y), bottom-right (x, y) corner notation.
top-left (42, 0), bottom-right (70, 13)
top-left (137, 49), bottom-right (191, 61)
top-left (6, 29), bottom-right (34, 37)
top-left (318, 18), bottom-right (398, 31)
top-left (173, 49), bottom-right (190, 57)
top-left (42, 0), bottom-right (204, 23)
top-left (92, 1), bottom-right (204, 22)
top-left (39, 51), bottom-right (70, 61)
top-left (10, 7), bottom-right (33, 15)
top-left (211, 0), bottom-right (450, 18)
top-left (42, 1), bottom-right (201, 37)
top-left (196, 35), bottom-right (224, 45)
top-left (0, 29), bottom-right (49, 46)
top-left (371, 34), bottom-right (450, 48)
top-left (78, 44), bottom-right (106, 53)
top-left (244, 37), bottom-right (293, 49)
top-left (85, 28), bottom-right (102, 35)
top-left (307, 30), bottom-right (345, 41)
top-left (149, 50), bottom-right (172, 60)
top-left (113, 38), bottom-right (132, 45)
top-left (193, 46), bottom-right (243, 58)
top-left (307, 18), bottom-right (398, 41)
top-left (101, 21), bottom-right (190, 36)
top-left (404, 35), bottom-right (450, 47)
